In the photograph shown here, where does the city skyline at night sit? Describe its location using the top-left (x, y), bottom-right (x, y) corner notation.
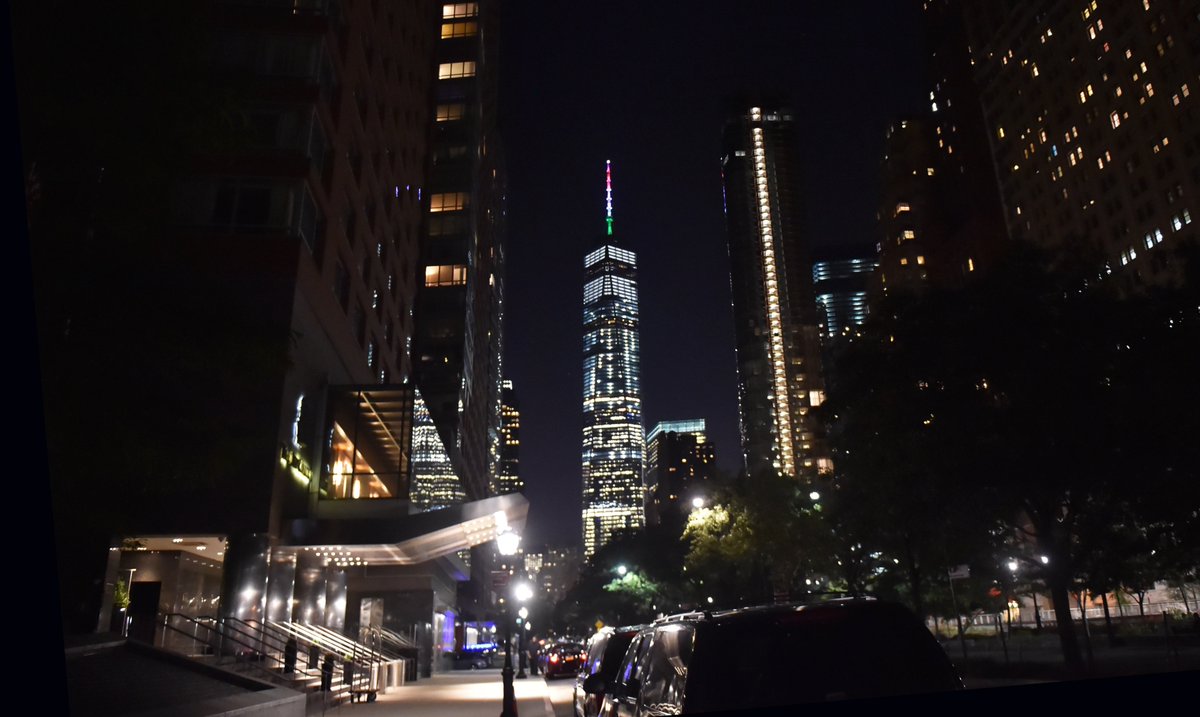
top-left (20, 1), bottom-right (1200, 708)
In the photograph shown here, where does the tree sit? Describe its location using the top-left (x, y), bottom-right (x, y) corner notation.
top-left (820, 241), bottom-right (1200, 670)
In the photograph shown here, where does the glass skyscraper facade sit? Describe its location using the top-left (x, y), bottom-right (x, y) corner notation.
top-left (812, 249), bottom-right (877, 342)
top-left (581, 161), bottom-right (645, 558)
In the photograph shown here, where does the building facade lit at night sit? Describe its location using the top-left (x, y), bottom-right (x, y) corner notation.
top-left (580, 161), bottom-right (646, 558)
top-left (811, 246), bottom-right (878, 342)
top-left (495, 379), bottom-right (523, 495)
top-left (721, 106), bottom-right (831, 481)
top-left (644, 420), bottom-right (716, 527)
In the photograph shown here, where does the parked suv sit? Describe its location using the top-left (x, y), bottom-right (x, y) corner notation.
top-left (602, 599), bottom-right (962, 714)
top-left (574, 625), bottom-right (645, 717)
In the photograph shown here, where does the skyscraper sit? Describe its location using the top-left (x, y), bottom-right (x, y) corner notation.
top-left (875, 117), bottom-right (947, 296)
top-left (413, 0), bottom-right (506, 505)
top-left (495, 379), bottom-right (523, 495)
top-left (958, 0), bottom-right (1198, 286)
top-left (581, 161), bottom-right (645, 558)
top-left (721, 105), bottom-right (831, 481)
top-left (644, 420), bottom-right (716, 528)
top-left (811, 245), bottom-right (877, 342)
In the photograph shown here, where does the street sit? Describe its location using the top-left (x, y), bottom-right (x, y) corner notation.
top-left (320, 669), bottom-right (576, 717)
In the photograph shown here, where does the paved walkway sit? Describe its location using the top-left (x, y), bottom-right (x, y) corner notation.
top-left (315, 669), bottom-right (576, 717)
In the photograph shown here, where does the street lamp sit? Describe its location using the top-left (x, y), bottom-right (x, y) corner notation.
top-left (1005, 560), bottom-right (1018, 629)
top-left (516, 605), bottom-right (530, 679)
top-left (497, 529), bottom-right (521, 717)
top-left (691, 496), bottom-right (704, 509)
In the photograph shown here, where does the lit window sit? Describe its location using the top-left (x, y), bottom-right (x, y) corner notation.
top-left (998, 127), bottom-right (1006, 139)
top-left (916, 255), bottom-right (926, 265)
top-left (438, 61), bottom-right (476, 80)
top-left (903, 230), bottom-right (916, 240)
top-left (1183, 84), bottom-right (1191, 97)
top-left (436, 103), bottom-right (466, 122)
top-left (927, 167), bottom-right (935, 176)
top-left (1116, 86), bottom-right (1123, 97)
top-left (430, 192), bottom-right (468, 213)
top-left (1184, 209), bottom-right (1192, 224)
top-left (424, 264), bottom-right (467, 287)
top-left (968, 258), bottom-right (976, 272)
top-left (894, 202), bottom-right (911, 216)
top-left (1144, 235), bottom-right (1154, 249)
top-left (899, 258), bottom-right (908, 266)
top-left (441, 21), bottom-right (478, 38)
top-left (1155, 229), bottom-right (1164, 243)
top-left (1173, 216), bottom-right (1183, 231)
top-left (1145, 83), bottom-right (1155, 97)
top-left (442, 3), bottom-right (478, 19)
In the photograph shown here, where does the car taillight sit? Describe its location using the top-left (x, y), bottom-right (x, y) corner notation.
top-left (550, 654), bottom-right (560, 663)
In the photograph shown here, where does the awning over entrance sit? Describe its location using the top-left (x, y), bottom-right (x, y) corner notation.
top-left (283, 492), bottom-right (529, 566)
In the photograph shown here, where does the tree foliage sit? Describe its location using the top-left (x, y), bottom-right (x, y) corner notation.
top-left (820, 241), bottom-right (1200, 668)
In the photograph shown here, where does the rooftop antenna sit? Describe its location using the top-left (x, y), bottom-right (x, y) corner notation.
top-left (605, 159), bottom-right (614, 236)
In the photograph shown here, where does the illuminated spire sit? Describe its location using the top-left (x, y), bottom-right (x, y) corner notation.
top-left (605, 159), bottom-right (614, 236)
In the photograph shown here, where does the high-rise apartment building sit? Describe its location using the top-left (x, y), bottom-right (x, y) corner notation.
top-left (413, 0), bottom-right (506, 505)
top-left (811, 245), bottom-right (878, 342)
top-left (960, 0), bottom-right (1198, 285)
top-left (876, 117), bottom-right (947, 296)
top-left (581, 161), bottom-right (646, 558)
top-left (26, 2), bottom-right (526, 672)
top-left (644, 420), bottom-right (716, 528)
top-left (921, 0), bottom-right (1011, 283)
top-left (720, 106), bottom-right (831, 481)
top-left (495, 379), bottom-right (523, 495)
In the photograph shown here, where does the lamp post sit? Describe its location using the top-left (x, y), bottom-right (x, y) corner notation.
top-left (516, 606), bottom-right (529, 678)
top-left (1006, 560), bottom-right (1018, 630)
top-left (497, 528), bottom-right (520, 717)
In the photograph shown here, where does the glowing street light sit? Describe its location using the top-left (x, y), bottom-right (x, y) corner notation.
top-left (691, 497), bottom-right (705, 509)
top-left (497, 527), bottom-right (523, 716)
top-left (616, 565), bottom-right (627, 577)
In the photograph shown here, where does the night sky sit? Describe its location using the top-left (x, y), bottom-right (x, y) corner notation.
top-left (497, 2), bottom-right (928, 548)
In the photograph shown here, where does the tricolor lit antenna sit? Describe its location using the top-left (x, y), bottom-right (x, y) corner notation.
top-left (605, 160), bottom-right (614, 236)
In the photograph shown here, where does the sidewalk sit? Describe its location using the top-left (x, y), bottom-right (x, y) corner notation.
top-left (317, 669), bottom-right (558, 717)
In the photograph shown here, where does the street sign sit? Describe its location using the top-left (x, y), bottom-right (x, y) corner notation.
top-left (948, 565), bottom-right (970, 579)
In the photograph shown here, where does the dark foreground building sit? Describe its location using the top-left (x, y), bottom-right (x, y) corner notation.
top-left (23, 0), bottom-right (521, 679)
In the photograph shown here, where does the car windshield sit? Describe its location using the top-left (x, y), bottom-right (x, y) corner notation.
top-left (686, 607), bottom-right (959, 710)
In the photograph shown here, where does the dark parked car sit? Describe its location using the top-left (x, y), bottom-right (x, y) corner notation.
top-left (542, 641), bottom-right (587, 679)
top-left (574, 625), bottom-right (645, 717)
top-left (451, 649), bottom-right (494, 670)
top-left (602, 599), bottom-right (963, 714)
